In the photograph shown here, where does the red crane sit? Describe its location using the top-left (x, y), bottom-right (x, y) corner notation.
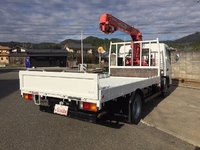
top-left (99, 13), bottom-right (143, 66)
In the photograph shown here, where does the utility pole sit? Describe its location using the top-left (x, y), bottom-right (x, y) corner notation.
top-left (81, 31), bottom-right (83, 65)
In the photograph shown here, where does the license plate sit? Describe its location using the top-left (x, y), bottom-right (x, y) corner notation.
top-left (54, 104), bottom-right (68, 116)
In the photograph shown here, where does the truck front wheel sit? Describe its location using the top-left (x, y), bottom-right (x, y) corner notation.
top-left (130, 93), bottom-right (142, 124)
top-left (161, 77), bottom-right (169, 97)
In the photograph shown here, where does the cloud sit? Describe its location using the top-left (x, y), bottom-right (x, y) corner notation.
top-left (0, 0), bottom-right (199, 43)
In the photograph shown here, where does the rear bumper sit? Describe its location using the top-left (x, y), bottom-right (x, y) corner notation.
top-left (39, 105), bottom-right (97, 123)
top-left (39, 97), bottom-right (97, 123)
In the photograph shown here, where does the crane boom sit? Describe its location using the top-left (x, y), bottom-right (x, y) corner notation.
top-left (99, 13), bottom-right (144, 66)
top-left (99, 14), bottom-right (142, 41)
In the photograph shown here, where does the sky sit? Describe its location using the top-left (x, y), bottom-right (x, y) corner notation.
top-left (0, 0), bottom-right (200, 43)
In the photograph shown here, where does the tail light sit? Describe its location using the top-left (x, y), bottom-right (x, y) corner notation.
top-left (23, 93), bottom-right (33, 100)
top-left (80, 102), bottom-right (97, 112)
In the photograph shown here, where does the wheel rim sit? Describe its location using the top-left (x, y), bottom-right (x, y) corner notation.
top-left (132, 97), bottom-right (142, 119)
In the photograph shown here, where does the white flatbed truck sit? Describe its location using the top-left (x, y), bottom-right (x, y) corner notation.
top-left (19, 39), bottom-right (172, 124)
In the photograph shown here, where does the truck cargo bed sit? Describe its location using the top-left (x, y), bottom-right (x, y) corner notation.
top-left (20, 70), bottom-right (160, 103)
top-left (99, 76), bottom-right (160, 102)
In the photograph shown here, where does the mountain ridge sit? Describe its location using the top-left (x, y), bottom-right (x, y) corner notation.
top-left (0, 32), bottom-right (200, 50)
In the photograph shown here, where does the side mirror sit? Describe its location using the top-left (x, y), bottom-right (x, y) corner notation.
top-left (174, 54), bottom-right (179, 61)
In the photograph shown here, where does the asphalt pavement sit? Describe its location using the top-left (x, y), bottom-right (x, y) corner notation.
top-left (142, 85), bottom-right (200, 147)
top-left (0, 68), bottom-right (200, 149)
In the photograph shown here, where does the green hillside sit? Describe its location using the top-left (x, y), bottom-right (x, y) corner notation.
top-left (0, 32), bottom-right (200, 50)
top-left (163, 32), bottom-right (200, 50)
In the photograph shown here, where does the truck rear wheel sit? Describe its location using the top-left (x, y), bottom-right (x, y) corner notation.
top-left (130, 93), bottom-right (142, 124)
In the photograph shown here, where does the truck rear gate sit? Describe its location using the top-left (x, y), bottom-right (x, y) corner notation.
top-left (19, 71), bottom-right (99, 100)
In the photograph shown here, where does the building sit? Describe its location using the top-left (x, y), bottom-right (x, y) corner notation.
top-left (9, 47), bottom-right (68, 67)
top-left (9, 47), bottom-right (26, 65)
top-left (0, 45), bottom-right (11, 64)
top-left (64, 43), bottom-right (93, 54)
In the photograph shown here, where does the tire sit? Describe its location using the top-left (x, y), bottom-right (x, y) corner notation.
top-left (161, 78), bottom-right (168, 97)
top-left (130, 93), bottom-right (142, 124)
top-left (161, 84), bottom-right (167, 97)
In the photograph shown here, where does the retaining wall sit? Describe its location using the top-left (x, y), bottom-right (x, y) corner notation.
top-left (171, 50), bottom-right (200, 88)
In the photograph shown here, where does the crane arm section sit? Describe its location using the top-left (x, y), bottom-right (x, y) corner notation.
top-left (99, 14), bottom-right (142, 41)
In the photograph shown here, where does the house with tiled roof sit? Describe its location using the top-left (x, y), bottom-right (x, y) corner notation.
top-left (9, 47), bottom-right (68, 67)
top-left (0, 45), bottom-right (11, 65)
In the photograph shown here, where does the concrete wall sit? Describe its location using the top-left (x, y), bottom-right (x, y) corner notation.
top-left (171, 50), bottom-right (200, 88)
